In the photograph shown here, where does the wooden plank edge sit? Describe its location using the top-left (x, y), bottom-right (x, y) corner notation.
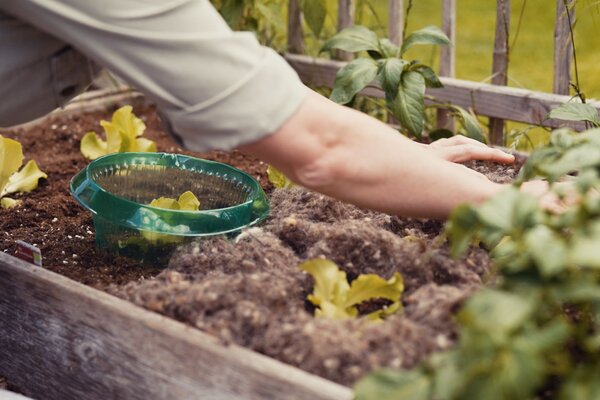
top-left (285, 53), bottom-right (600, 130)
top-left (0, 251), bottom-right (352, 400)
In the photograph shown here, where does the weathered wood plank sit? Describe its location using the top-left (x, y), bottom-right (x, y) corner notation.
top-left (0, 252), bottom-right (352, 400)
top-left (335, 0), bottom-right (355, 61)
top-left (284, 54), bottom-right (600, 130)
top-left (489, 0), bottom-right (511, 145)
top-left (554, 0), bottom-right (574, 95)
top-left (388, 0), bottom-right (404, 47)
top-left (437, 0), bottom-right (457, 130)
top-left (288, 0), bottom-right (305, 54)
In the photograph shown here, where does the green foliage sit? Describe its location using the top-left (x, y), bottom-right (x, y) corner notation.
top-left (300, 259), bottom-right (403, 320)
top-left (80, 105), bottom-right (156, 160)
top-left (0, 135), bottom-right (47, 209)
top-left (323, 25), bottom-right (484, 142)
top-left (267, 165), bottom-right (296, 189)
top-left (356, 125), bottom-right (600, 399)
top-left (141, 191), bottom-right (201, 245)
top-left (547, 102), bottom-right (600, 128)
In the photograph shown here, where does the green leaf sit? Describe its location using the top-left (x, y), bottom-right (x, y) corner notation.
top-left (392, 71), bottom-right (426, 137)
top-left (177, 191), bottom-right (201, 210)
top-left (220, 0), bottom-right (245, 28)
top-left (299, 0), bottom-right (326, 38)
top-left (411, 64), bottom-right (443, 88)
top-left (3, 160), bottom-right (47, 197)
top-left (559, 364), bottom-right (600, 400)
top-left (0, 197), bottom-right (21, 209)
top-left (446, 204), bottom-right (480, 258)
top-left (345, 272), bottom-right (404, 308)
top-left (80, 131), bottom-right (109, 160)
top-left (354, 369), bottom-right (431, 400)
top-left (541, 146), bottom-right (600, 179)
top-left (300, 259), bottom-right (404, 320)
top-left (459, 289), bottom-right (535, 335)
top-left (568, 231), bottom-right (600, 268)
top-left (377, 58), bottom-right (408, 99)
top-left (267, 165), bottom-right (296, 189)
top-left (149, 197), bottom-right (180, 210)
top-left (378, 38), bottom-right (400, 58)
top-left (401, 25), bottom-right (451, 55)
top-left (449, 105), bottom-right (487, 143)
top-left (80, 105), bottom-right (155, 160)
top-left (0, 136), bottom-right (24, 195)
top-left (330, 58), bottom-right (379, 104)
top-left (524, 225), bottom-right (568, 277)
top-left (321, 25), bottom-right (380, 54)
top-left (548, 102), bottom-right (600, 127)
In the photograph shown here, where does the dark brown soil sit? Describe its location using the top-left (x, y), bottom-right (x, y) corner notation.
top-left (0, 100), bottom-right (521, 386)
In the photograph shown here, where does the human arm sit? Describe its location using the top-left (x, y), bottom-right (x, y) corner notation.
top-left (240, 90), bottom-right (506, 219)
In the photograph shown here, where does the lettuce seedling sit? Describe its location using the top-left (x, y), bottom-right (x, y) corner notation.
top-left (0, 135), bottom-right (47, 209)
top-left (141, 191), bottom-right (200, 244)
top-left (80, 105), bottom-right (156, 160)
top-left (267, 165), bottom-right (296, 189)
top-left (300, 258), bottom-right (404, 320)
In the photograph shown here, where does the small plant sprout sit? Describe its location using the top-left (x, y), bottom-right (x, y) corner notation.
top-left (267, 165), bottom-right (296, 189)
top-left (80, 105), bottom-right (157, 160)
top-left (140, 191), bottom-right (201, 245)
top-left (300, 258), bottom-right (404, 320)
top-left (0, 135), bottom-right (47, 209)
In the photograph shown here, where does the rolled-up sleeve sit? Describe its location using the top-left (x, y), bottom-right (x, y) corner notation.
top-left (1, 0), bottom-right (308, 151)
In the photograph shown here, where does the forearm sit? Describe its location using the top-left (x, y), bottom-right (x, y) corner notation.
top-left (241, 90), bottom-right (504, 219)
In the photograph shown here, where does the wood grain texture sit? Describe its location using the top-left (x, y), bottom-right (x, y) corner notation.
top-left (0, 252), bottom-right (352, 400)
top-left (489, 0), bottom-right (511, 145)
top-left (288, 0), bottom-right (305, 54)
top-left (285, 54), bottom-right (600, 130)
top-left (335, 0), bottom-right (355, 61)
top-left (553, 0), bottom-right (574, 95)
top-left (437, 0), bottom-right (457, 130)
top-left (388, 0), bottom-right (404, 47)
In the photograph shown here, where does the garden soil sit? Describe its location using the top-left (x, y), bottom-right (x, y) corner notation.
top-left (0, 99), bottom-right (525, 386)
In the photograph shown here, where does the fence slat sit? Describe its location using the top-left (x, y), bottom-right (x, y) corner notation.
top-left (437, 0), bottom-right (457, 131)
top-left (285, 54), bottom-right (600, 131)
top-left (388, 0), bottom-right (404, 47)
top-left (335, 0), bottom-right (355, 60)
top-left (489, 0), bottom-right (511, 145)
top-left (554, 0), bottom-right (574, 95)
top-left (288, 0), bottom-right (304, 54)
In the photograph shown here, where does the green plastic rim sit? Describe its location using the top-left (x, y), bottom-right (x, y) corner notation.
top-left (70, 152), bottom-right (270, 241)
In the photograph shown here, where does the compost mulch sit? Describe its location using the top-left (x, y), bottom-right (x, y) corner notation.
top-left (0, 100), bottom-right (523, 386)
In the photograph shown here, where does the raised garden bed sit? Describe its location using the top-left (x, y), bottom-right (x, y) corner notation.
top-left (0, 92), bottom-right (524, 399)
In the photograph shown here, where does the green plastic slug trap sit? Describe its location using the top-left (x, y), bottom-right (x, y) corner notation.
top-left (70, 152), bottom-right (269, 261)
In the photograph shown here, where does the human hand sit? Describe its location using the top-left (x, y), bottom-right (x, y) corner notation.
top-left (425, 136), bottom-right (515, 164)
top-left (520, 180), bottom-right (579, 213)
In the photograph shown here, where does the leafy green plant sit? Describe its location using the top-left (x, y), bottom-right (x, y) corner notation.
top-left (355, 127), bottom-right (600, 399)
top-left (322, 25), bottom-right (485, 142)
top-left (80, 105), bottom-right (156, 160)
top-left (140, 191), bottom-right (201, 245)
top-left (0, 135), bottom-right (47, 209)
top-left (547, 101), bottom-right (600, 128)
top-left (300, 258), bottom-right (403, 320)
top-left (267, 165), bottom-right (296, 189)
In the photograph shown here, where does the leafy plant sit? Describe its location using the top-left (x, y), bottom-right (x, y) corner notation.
top-left (356, 127), bottom-right (600, 399)
top-left (300, 258), bottom-right (403, 320)
top-left (140, 191), bottom-right (201, 245)
top-left (547, 101), bottom-right (600, 127)
top-left (0, 135), bottom-right (47, 209)
top-left (267, 165), bottom-right (296, 189)
top-left (80, 105), bottom-right (156, 160)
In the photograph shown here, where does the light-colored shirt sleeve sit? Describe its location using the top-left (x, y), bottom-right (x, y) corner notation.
top-left (0, 0), bottom-right (308, 151)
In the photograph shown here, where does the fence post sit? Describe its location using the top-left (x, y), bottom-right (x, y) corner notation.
top-left (437, 0), bottom-right (456, 131)
top-left (288, 0), bottom-right (304, 54)
top-left (334, 0), bottom-right (355, 60)
top-left (388, 0), bottom-right (404, 47)
top-left (553, 0), bottom-right (574, 95)
top-left (489, 0), bottom-right (510, 145)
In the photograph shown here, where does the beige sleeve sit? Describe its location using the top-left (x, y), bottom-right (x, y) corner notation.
top-left (1, 0), bottom-right (308, 151)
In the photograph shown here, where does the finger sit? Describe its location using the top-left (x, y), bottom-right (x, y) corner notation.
top-left (431, 135), bottom-right (488, 148)
top-left (439, 144), bottom-right (515, 164)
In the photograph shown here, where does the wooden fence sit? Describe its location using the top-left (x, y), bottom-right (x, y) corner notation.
top-left (284, 0), bottom-right (600, 144)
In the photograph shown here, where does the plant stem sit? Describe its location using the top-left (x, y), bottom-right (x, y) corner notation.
top-left (564, 0), bottom-right (585, 103)
top-left (402, 0), bottom-right (413, 42)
